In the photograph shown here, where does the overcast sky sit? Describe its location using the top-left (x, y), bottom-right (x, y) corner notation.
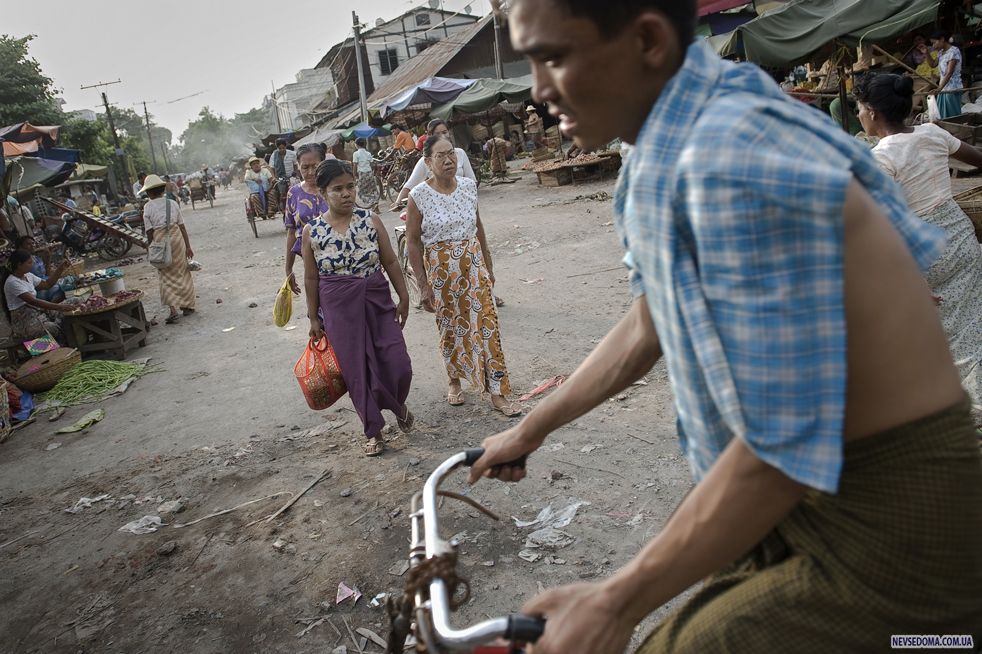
top-left (5, 0), bottom-right (489, 138)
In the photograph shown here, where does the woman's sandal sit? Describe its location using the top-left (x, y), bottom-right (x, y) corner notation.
top-left (397, 407), bottom-right (415, 433)
top-left (164, 314), bottom-right (181, 324)
top-left (448, 390), bottom-right (465, 406)
top-left (492, 399), bottom-right (523, 418)
top-left (363, 438), bottom-right (385, 457)
top-left (181, 308), bottom-right (195, 316)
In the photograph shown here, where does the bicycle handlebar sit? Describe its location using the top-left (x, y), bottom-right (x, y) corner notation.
top-left (414, 450), bottom-right (544, 652)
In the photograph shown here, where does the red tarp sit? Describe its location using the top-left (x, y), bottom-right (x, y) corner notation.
top-left (699, 0), bottom-right (751, 16)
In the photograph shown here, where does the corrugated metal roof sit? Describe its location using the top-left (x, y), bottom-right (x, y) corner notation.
top-left (366, 14), bottom-right (492, 108)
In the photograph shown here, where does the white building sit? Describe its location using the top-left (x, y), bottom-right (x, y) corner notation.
top-left (67, 109), bottom-right (98, 122)
top-left (362, 5), bottom-right (479, 88)
top-left (272, 68), bottom-right (337, 132)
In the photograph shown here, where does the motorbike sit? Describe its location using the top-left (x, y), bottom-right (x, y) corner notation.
top-left (57, 211), bottom-right (137, 261)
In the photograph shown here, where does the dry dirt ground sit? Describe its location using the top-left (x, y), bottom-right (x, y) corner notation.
top-left (0, 167), bottom-right (693, 653)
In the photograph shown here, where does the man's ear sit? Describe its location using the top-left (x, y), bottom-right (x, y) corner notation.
top-left (634, 12), bottom-right (680, 73)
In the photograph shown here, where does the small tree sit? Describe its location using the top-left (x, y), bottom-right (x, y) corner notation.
top-left (0, 34), bottom-right (62, 126)
top-left (60, 118), bottom-right (114, 165)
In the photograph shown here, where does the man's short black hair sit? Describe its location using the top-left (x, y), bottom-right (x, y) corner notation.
top-left (275, 138), bottom-right (288, 147)
top-left (551, 0), bottom-right (697, 47)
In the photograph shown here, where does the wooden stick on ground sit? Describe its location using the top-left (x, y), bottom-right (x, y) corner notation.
top-left (244, 469), bottom-right (332, 528)
top-left (172, 492), bottom-right (291, 529)
top-left (342, 616), bottom-right (365, 654)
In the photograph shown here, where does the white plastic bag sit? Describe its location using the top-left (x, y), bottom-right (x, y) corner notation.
top-left (928, 95), bottom-right (941, 123)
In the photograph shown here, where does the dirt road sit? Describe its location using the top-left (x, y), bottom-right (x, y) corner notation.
top-left (0, 169), bottom-right (691, 653)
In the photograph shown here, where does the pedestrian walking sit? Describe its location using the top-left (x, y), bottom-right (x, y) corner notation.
top-left (302, 159), bottom-right (414, 456)
top-left (405, 135), bottom-right (521, 417)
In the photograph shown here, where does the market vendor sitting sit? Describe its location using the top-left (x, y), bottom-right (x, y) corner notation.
top-left (244, 156), bottom-right (274, 218)
top-left (2, 249), bottom-right (74, 340)
top-left (16, 235), bottom-right (67, 303)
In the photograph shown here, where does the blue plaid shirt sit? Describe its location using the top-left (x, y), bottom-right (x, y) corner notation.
top-left (616, 42), bottom-right (945, 493)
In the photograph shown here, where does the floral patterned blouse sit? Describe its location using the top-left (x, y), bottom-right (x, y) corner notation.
top-left (308, 208), bottom-right (380, 278)
top-left (409, 176), bottom-right (479, 246)
top-left (285, 185), bottom-right (329, 255)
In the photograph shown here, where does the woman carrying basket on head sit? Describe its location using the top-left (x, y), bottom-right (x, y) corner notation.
top-left (301, 159), bottom-right (415, 457)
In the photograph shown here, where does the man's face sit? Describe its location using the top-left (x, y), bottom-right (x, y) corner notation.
top-left (278, 144), bottom-right (286, 153)
top-left (510, 0), bottom-right (673, 149)
top-left (250, 162), bottom-right (262, 172)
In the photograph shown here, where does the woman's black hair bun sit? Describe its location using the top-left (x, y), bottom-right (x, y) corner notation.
top-left (893, 75), bottom-right (914, 97)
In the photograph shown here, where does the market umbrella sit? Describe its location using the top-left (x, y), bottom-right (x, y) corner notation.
top-left (380, 77), bottom-right (478, 118)
top-left (430, 75), bottom-right (534, 120)
top-left (341, 122), bottom-right (392, 141)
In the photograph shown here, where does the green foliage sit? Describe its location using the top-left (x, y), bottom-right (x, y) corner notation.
top-left (0, 34), bottom-right (61, 126)
top-left (174, 106), bottom-right (266, 171)
top-left (60, 118), bottom-right (114, 165)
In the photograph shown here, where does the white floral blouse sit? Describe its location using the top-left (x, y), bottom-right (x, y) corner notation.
top-left (409, 176), bottom-right (479, 246)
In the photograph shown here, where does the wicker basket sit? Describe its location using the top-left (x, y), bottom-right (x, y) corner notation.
top-left (952, 187), bottom-right (982, 244)
top-left (14, 347), bottom-right (81, 393)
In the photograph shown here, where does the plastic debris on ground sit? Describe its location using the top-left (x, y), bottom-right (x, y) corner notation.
top-left (369, 592), bottom-right (388, 607)
top-left (65, 494), bottom-right (112, 513)
top-left (118, 515), bottom-right (165, 534)
top-left (55, 409), bottom-right (105, 434)
top-left (336, 582), bottom-right (361, 605)
top-left (513, 500), bottom-right (589, 529)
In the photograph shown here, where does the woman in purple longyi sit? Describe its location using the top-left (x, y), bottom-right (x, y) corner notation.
top-left (301, 159), bottom-right (414, 457)
top-left (284, 143), bottom-right (331, 294)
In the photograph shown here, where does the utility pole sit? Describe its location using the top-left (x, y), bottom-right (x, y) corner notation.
top-left (352, 11), bottom-right (369, 123)
top-left (81, 80), bottom-right (131, 196)
top-left (270, 81), bottom-right (282, 132)
top-left (492, 11), bottom-right (505, 80)
top-left (141, 101), bottom-right (159, 172)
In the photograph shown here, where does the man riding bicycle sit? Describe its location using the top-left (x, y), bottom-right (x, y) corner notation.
top-left (469, 1), bottom-right (982, 652)
top-left (269, 138), bottom-right (297, 214)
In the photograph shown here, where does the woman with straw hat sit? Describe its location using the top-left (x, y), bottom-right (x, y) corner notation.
top-left (142, 174), bottom-right (196, 324)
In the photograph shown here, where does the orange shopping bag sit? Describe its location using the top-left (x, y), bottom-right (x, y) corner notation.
top-left (294, 337), bottom-right (347, 410)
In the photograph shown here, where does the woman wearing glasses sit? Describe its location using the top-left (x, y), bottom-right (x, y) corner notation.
top-left (405, 135), bottom-right (521, 417)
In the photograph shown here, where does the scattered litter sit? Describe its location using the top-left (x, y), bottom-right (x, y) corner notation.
top-left (284, 325), bottom-right (298, 331)
top-left (313, 500), bottom-right (325, 507)
top-left (513, 501), bottom-right (589, 529)
top-left (525, 526), bottom-right (575, 550)
top-left (408, 457), bottom-right (420, 466)
top-left (451, 530), bottom-right (483, 544)
top-left (336, 582), bottom-right (362, 605)
top-left (172, 491), bottom-right (290, 529)
top-left (369, 592), bottom-right (388, 608)
top-left (248, 302), bottom-right (258, 308)
top-left (65, 494), bottom-right (112, 514)
top-left (157, 541), bottom-right (177, 556)
top-left (545, 442), bottom-right (565, 452)
top-left (626, 514), bottom-right (643, 527)
top-left (545, 556), bottom-right (566, 565)
top-left (340, 488), bottom-right (353, 498)
top-left (272, 538), bottom-right (288, 551)
top-left (580, 444), bottom-right (603, 453)
top-left (157, 500), bottom-right (185, 515)
top-left (118, 515), bottom-right (165, 534)
top-left (332, 647), bottom-right (347, 654)
top-left (520, 278), bottom-right (544, 285)
top-left (48, 407), bottom-right (66, 422)
top-left (519, 375), bottom-right (566, 402)
top-left (481, 560), bottom-right (495, 567)
top-left (356, 627), bottom-right (388, 649)
top-left (388, 560), bottom-right (410, 576)
top-left (45, 442), bottom-right (62, 451)
top-left (518, 549), bottom-right (542, 563)
top-left (631, 378), bottom-right (649, 386)
top-left (55, 408), bottom-right (105, 434)
top-left (222, 327), bottom-right (235, 333)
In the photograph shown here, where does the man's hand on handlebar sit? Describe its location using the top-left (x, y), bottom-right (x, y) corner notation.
top-left (467, 426), bottom-right (542, 485)
top-left (519, 582), bottom-right (636, 654)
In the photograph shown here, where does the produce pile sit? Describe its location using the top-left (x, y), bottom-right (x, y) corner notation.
top-left (43, 359), bottom-right (159, 406)
top-left (72, 290), bottom-right (143, 314)
top-left (527, 152), bottom-right (610, 173)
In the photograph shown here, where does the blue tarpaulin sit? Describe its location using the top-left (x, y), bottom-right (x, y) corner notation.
top-left (341, 122), bottom-right (392, 141)
top-left (380, 77), bottom-right (478, 118)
